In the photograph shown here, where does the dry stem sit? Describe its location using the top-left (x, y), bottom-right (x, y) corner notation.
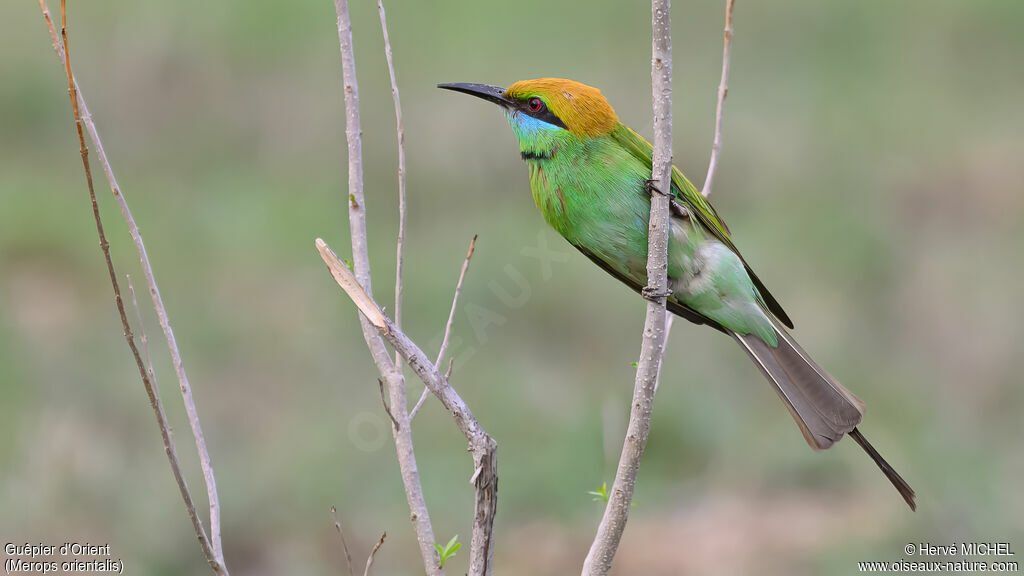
top-left (331, 506), bottom-right (357, 576)
top-left (42, 1), bottom-right (227, 573)
top-left (701, 0), bottom-right (736, 198)
top-left (363, 532), bottom-right (387, 576)
top-left (378, 378), bottom-right (401, 430)
top-left (410, 234), bottom-right (478, 420)
top-left (331, 1), bottom-right (442, 572)
top-left (317, 239), bottom-right (498, 575)
top-left (377, 0), bottom-right (408, 366)
top-left (331, 507), bottom-right (386, 576)
top-left (126, 275), bottom-right (157, 384)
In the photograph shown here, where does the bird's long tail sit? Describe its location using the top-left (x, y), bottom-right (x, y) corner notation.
top-left (731, 321), bottom-right (916, 510)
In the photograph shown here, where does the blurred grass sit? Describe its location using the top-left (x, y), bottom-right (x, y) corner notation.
top-left (2, 0), bottom-right (1023, 574)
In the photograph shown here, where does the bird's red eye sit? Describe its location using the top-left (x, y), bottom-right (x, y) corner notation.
top-left (528, 97), bottom-right (543, 112)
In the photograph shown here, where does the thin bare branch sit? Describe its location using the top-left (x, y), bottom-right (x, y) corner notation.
top-left (582, 0), bottom-right (673, 573)
top-left (408, 386), bottom-right (430, 421)
top-left (317, 239), bottom-right (497, 576)
top-left (41, 2), bottom-right (227, 573)
top-left (330, 1), bottom-right (443, 573)
top-left (331, 506), bottom-right (357, 576)
top-left (376, 0), bottom-right (408, 368)
top-left (41, 2), bottom-right (226, 568)
top-left (329, 4), bottom-right (496, 572)
top-left (653, 315), bottom-right (675, 395)
top-left (411, 234), bottom-right (477, 420)
top-left (701, 0), bottom-right (736, 198)
top-left (363, 532), bottom-right (387, 576)
top-left (378, 378), bottom-right (401, 430)
top-left (127, 274), bottom-right (157, 384)
top-left (435, 235), bottom-right (477, 368)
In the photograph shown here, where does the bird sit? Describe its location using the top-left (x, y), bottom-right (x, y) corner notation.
top-left (439, 78), bottom-right (916, 510)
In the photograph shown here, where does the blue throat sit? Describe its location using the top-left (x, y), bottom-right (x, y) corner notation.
top-left (506, 110), bottom-right (564, 162)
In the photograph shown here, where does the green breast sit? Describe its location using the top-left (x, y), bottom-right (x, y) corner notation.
top-left (527, 137), bottom-right (654, 284)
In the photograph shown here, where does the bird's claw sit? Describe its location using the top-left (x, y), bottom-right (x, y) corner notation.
top-left (646, 179), bottom-right (688, 218)
top-left (641, 286), bottom-right (672, 301)
top-left (669, 198), bottom-right (690, 218)
top-left (643, 179), bottom-right (664, 196)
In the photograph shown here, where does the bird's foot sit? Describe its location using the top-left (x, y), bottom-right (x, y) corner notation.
top-left (643, 179), bottom-right (664, 197)
top-left (669, 198), bottom-right (690, 218)
top-left (646, 179), bottom-right (689, 217)
top-left (641, 285), bottom-right (672, 301)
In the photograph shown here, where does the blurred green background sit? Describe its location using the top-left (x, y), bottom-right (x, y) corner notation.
top-left (2, 1), bottom-right (1022, 574)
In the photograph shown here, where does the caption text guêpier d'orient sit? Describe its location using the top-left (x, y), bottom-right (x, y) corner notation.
top-left (4, 542), bottom-right (123, 574)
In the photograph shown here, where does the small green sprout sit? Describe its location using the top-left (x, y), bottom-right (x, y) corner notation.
top-left (588, 482), bottom-right (610, 503)
top-left (434, 535), bottom-right (461, 568)
top-left (588, 482), bottom-right (638, 506)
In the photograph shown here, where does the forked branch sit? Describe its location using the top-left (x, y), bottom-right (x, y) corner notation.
top-left (329, 1), bottom-right (496, 574)
top-left (331, 1), bottom-right (442, 572)
top-left (317, 239), bottom-right (498, 575)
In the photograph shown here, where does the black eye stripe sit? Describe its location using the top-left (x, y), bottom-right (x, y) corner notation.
top-left (519, 97), bottom-right (567, 129)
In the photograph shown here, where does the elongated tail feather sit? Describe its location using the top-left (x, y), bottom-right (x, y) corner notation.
top-left (731, 321), bottom-right (916, 510)
top-left (849, 428), bottom-right (917, 510)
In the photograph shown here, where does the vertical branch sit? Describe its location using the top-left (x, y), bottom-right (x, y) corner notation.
top-left (331, 1), bottom-right (443, 573)
top-left (328, 3), bottom-right (499, 573)
top-left (701, 0), bottom-right (735, 198)
top-left (42, 2), bottom-right (227, 574)
top-left (377, 0), bottom-right (408, 368)
top-left (334, 0), bottom-right (373, 299)
top-left (581, 0), bottom-right (673, 574)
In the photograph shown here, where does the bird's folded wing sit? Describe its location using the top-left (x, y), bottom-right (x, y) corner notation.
top-left (609, 124), bottom-right (794, 328)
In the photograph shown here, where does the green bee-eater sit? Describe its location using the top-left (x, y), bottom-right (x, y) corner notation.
top-left (440, 78), bottom-right (915, 510)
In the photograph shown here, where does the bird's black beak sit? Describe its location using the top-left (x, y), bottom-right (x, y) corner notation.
top-left (437, 83), bottom-right (512, 108)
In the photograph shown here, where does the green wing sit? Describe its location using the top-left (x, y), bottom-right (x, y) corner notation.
top-left (610, 124), bottom-right (794, 328)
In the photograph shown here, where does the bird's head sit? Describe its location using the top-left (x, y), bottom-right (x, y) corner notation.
top-left (439, 78), bottom-right (620, 157)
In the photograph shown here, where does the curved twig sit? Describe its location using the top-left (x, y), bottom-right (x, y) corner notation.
top-left (363, 532), bottom-right (387, 576)
top-left (701, 0), bottom-right (736, 198)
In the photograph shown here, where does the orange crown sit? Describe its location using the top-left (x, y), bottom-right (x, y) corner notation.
top-left (505, 78), bottom-right (620, 138)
